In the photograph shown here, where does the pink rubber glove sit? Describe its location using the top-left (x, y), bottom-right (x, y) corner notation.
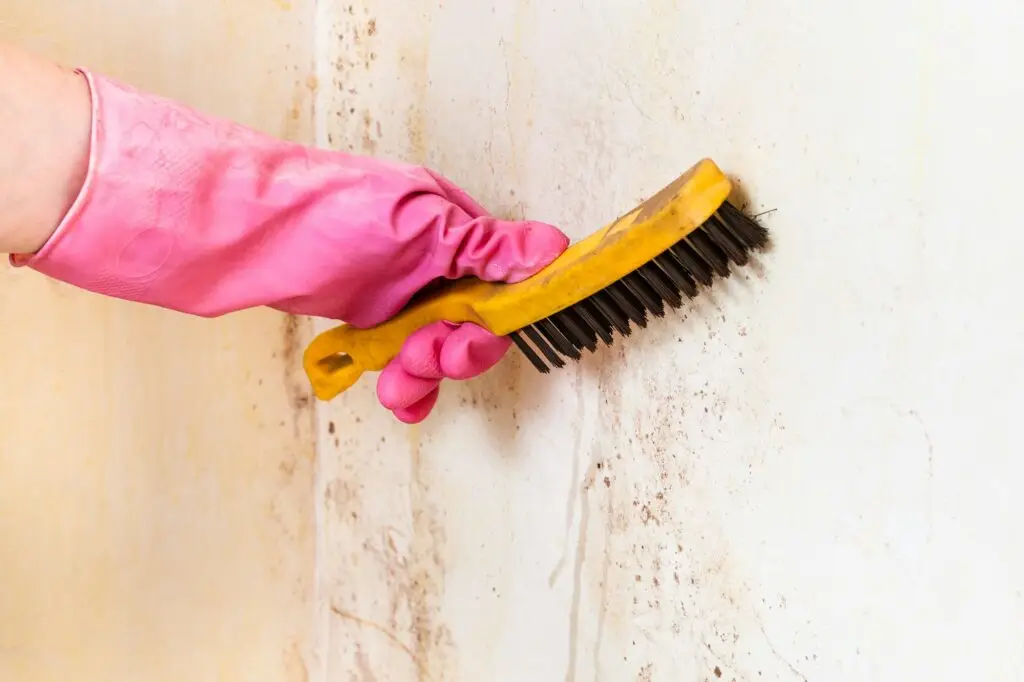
top-left (14, 70), bottom-right (568, 423)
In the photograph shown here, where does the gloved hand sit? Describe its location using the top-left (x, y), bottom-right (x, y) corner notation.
top-left (14, 70), bottom-right (568, 423)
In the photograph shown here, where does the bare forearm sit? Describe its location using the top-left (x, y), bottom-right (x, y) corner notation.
top-left (0, 42), bottom-right (91, 254)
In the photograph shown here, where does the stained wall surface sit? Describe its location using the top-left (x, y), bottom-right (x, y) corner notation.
top-left (314, 1), bottom-right (1024, 681)
top-left (0, 3), bottom-right (318, 681)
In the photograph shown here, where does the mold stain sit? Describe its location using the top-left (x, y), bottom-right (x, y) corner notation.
top-left (361, 110), bottom-right (378, 154)
top-left (280, 314), bottom-right (313, 416)
top-left (327, 417), bottom-right (454, 680)
top-left (404, 424), bottom-right (453, 680)
top-left (281, 72), bottom-right (316, 143)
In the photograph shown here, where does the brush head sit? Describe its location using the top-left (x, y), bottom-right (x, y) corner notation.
top-left (302, 158), bottom-right (770, 401)
top-left (506, 200), bottom-right (769, 372)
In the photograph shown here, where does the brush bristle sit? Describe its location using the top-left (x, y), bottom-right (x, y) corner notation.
top-left (508, 200), bottom-right (769, 372)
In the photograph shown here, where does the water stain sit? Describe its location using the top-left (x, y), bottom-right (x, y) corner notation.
top-left (330, 605), bottom-right (429, 678)
top-left (549, 364), bottom-right (586, 587)
top-left (565, 354), bottom-right (622, 682)
top-left (564, 456), bottom-right (600, 682)
top-left (355, 644), bottom-right (380, 682)
top-left (283, 640), bottom-right (309, 682)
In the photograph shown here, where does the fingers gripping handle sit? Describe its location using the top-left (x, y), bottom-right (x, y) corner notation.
top-left (302, 283), bottom-right (487, 400)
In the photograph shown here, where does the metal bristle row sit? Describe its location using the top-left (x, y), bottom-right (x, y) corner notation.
top-left (509, 201), bottom-right (769, 373)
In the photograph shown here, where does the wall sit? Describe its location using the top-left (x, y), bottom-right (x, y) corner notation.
top-left (315, 1), bottom-right (1024, 681)
top-left (0, 3), bottom-right (317, 681)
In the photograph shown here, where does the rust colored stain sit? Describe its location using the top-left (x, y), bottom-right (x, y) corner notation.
top-left (361, 110), bottom-right (378, 154)
top-left (280, 69), bottom-right (316, 144)
top-left (330, 606), bottom-right (428, 677)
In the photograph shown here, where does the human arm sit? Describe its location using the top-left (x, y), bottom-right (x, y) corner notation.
top-left (0, 43), bottom-right (91, 254)
top-left (1, 43), bottom-right (568, 422)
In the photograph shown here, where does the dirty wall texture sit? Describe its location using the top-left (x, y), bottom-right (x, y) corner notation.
top-left (0, 3), bottom-right (317, 681)
top-left (313, 1), bottom-right (1024, 681)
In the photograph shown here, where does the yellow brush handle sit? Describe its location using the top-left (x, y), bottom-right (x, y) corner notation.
top-left (303, 158), bottom-right (734, 401)
top-left (302, 278), bottom-right (497, 400)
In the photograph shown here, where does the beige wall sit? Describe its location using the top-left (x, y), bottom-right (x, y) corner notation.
top-left (314, 1), bottom-right (1024, 681)
top-left (0, 3), bottom-right (317, 681)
